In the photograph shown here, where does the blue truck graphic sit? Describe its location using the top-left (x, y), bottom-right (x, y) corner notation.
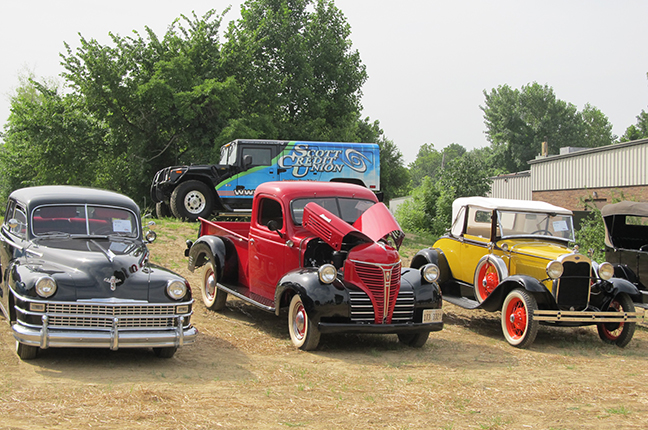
top-left (150, 139), bottom-right (380, 221)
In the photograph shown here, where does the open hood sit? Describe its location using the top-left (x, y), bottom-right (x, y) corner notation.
top-left (302, 202), bottom-right (404, 250)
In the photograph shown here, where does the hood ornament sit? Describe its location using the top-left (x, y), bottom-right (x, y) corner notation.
top-left (104, 276), bottom-right (119, 291)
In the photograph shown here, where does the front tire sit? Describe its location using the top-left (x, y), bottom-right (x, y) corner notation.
top-left (16, 341), bottom-right (38, 360)
top-left (501, 289), bottom-right (539, 348)
top-left (170, 180), bottom-right (213, 221)
top-left (288, 294), bottom-right (320, 351)
top-left (202, 261), bottom-right (228, 311)
top-left (597, 293), bottom-right (636, 347)
top-left (153, 347), bottom-right (177, 358)
top-left (397, 332), bottom-right (429, 348)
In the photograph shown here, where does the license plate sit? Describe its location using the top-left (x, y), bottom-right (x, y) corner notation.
top-left (423, 309), bottom-right (443, 323)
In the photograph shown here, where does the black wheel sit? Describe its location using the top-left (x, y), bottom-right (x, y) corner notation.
top-left (170, 180), bottom-right (213, 221)
top-left (397, 332), bottom-right (430, 348)
top-left (155, 201), bottom-right (172, 218)
top-left (501, 289), bottom-right (539, 348)
top-left (288, 294), bottom-right (320, 351)
top-left (16, 341), bottom-right (38, 360)
top-left (153, 347), bottom-right (177, 358)
top-left (597, 293), bottom-right (636, 347)
top-left (202, 261), bottom-right (228, 311)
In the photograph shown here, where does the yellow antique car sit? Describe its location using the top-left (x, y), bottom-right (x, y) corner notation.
top-left (411, 197), bottom-right (645, 348)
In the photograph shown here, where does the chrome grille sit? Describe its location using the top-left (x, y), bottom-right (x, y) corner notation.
top-left (44, 303), bottom-right (180, 329)
top-left (349, 288), bottom-right (413, 323)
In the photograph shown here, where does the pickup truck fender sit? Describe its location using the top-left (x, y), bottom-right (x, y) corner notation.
top-left (480, 275), bottom-right (552, 312)
top-left (273, 268), bottom-right (342, 318)
top-left (187, 235), bottom-right (228, 277)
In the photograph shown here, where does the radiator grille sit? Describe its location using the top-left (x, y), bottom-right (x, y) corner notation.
top-left (352, 260), bottom-right (401, 323)
top-left (555, 260), bottom-right (591, 310)
top-left (43, 303), bottom-right (180, 329)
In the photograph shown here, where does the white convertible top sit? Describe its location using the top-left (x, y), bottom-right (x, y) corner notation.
top-left (452, 197), bottom-right (573, 221)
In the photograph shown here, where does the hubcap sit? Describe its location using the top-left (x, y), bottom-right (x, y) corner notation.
top-left (293, 304), bottom-right (306, 340)
top-left (205, 271), bottom-right (216, 300)
top-left (185, 191), bottom-right (206, 214)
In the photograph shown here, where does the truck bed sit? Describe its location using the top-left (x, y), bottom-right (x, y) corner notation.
top-left (199, 218), bottom-right (251, 241)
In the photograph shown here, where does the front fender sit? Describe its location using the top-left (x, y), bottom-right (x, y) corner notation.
top-left (274, 268), bottom-right (344, 318)
top-left (410, 248), bottom-right (452, 285)
top-left (480, 275), bottom-right (551, 312)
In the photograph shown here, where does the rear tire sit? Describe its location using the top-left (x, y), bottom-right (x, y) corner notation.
top-left (155, 201), bottom-right (172, 218)
top-left (170, 180), bottom-right (213, 222)
top-left (202, 261), bottom-right (228, 311)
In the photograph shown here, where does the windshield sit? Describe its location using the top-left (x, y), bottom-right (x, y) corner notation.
top-left (219, 142), bottom-right (237, 165)
top-left (497, 210), bottom-right (574, 241)
top-left (32, 205), bottom-right (139, 238)
top-left (291, 197), bottom-right (375, 225)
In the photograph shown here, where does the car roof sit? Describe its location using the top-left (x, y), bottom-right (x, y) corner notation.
top-left (452, 197), bottom-right (572, 221)
top-left (254, 181), bottom-right (378, 203)
top-left (601, 201), bottom-right (648, 218)
top-left (9, 186), bottom-right (140, 214)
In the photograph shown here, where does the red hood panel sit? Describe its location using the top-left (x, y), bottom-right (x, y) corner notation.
top-left (302, 202), bottom-right (404, 250)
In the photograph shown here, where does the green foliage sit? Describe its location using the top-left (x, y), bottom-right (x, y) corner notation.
top-left (481, 82), bottom-right (616, 173)
top-left (377, 136), bottom-right (410, 203)
top-left (396, 150), bottom-right (494, 236)
top-left (408, 143), bottom-right (465, 188)
top-left (574, 208), bottom-right (605, 262)
top-left (2, 1), bottom-right (398, 206)
top-left (620, 110), bottom-right (648, 142)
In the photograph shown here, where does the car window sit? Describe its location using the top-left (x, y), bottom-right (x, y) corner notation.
top-left (497, 210), bottom-right (574, 240)
top-left (258, 198), bottom-right (283, 229)
top-left (9, 206), bottom-right (27, 238)
top-left (464, 208), bottom-right (492, 238)
top-left (32, 205), bottom-right (138, 237)
top-left (291, 197), bottom-right (375, 225)
top-left (241, 147), bottom-right (273, 166)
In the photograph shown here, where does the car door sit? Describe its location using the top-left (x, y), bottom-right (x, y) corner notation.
top-left (0, 200), bottom-right (27, 316)
top-left (248, 196), bottom-right (297, 305)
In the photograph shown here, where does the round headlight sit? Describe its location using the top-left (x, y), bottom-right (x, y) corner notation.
top-left (318, 264), bottom-right (337, 284)
top-left (35, 276), bottom-right (57, 298)
top-left (598, 262), bottom-right (614, 281)
top-left (167, 280), bottom-right (188, 300)
top-left (422, 264), bottom-right (440, 283)
top-left (546, 261), bottom-right (564, 279)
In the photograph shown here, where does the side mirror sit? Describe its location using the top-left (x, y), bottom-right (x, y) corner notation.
top-left (267, 219), bottom-right (284, 238)
top-left (145, 221), bottom-right (157, 243)
top-left (243, 154), bottom-right (253, 169)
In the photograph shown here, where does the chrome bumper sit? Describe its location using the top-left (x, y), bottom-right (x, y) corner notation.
top-left (534, 310), bottom-right (644, 323)
top-left (12, 315), bottom-right (197, 350)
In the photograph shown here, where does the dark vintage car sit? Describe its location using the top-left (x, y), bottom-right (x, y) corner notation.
top-left (411, 197), bottom-right (645, 348)
top-left (603, 201), bottom-right (648, 304)
top-left (0, 186), bottom-right (197, 360)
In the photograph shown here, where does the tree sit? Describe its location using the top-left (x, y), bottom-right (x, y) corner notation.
top-left (222, 0), bottom-right (368, 142)
top-left (620, 110), bottom-right (648, 142)
top-left (0, 76), bottom-right (108, 200)
top-left (408, 143), bottom-right (465, 188)
top-left (481, 82), bottom-right (614, 173)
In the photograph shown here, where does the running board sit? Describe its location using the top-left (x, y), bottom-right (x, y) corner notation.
top-left (217, 283), bottom-right (275, 312)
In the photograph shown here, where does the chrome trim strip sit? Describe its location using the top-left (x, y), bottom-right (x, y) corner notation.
top-left (534, 309), bottom-right (644, 322)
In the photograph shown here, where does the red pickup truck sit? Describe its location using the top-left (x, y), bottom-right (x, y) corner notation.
top-left (186, 181), bottom-right (443, 350)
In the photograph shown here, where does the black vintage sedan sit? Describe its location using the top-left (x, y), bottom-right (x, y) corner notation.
top-left (0, 186), bottom-right (197, 360)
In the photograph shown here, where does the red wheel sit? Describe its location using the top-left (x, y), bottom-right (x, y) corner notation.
top-left (474, 257), bottom-right (506, 302)
top-left (597, 293), bottom-right (636, 347)
top-left (501, 289), bottom-right (538, 348)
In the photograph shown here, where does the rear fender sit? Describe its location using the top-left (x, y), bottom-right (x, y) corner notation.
top-left (480, 275), bottom-right (551, 312)
top-left (187, 236), bottom-right (227, 276)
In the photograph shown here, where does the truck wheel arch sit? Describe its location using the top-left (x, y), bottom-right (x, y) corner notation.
top-left (188, 236), bottom-right (227, 276)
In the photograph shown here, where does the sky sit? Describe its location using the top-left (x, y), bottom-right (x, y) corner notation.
top-left (1, 1), bottom-right (648, 165)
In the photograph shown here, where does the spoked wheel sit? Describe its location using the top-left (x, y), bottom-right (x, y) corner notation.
top-left (597, 293), bottom-right (636, 347)
top-left (288, 294), bottom-right (320, 351)
top-left (474, 257), bottom-right (504, 302)
top-left (501, 289), bottom-right (539, 348)
top-left (202, 261), bottom-right (228, 311)
top-left (16, 341), bottom-right (38, 360)
top-left (397, 332), bottom-right (430, 348)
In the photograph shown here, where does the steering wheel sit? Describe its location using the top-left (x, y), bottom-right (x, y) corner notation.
top-left (530, 229), bottom-right (551, 235)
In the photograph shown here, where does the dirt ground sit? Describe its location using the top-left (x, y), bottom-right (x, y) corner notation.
top-left (1, 223), bottom-right (647, 430)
